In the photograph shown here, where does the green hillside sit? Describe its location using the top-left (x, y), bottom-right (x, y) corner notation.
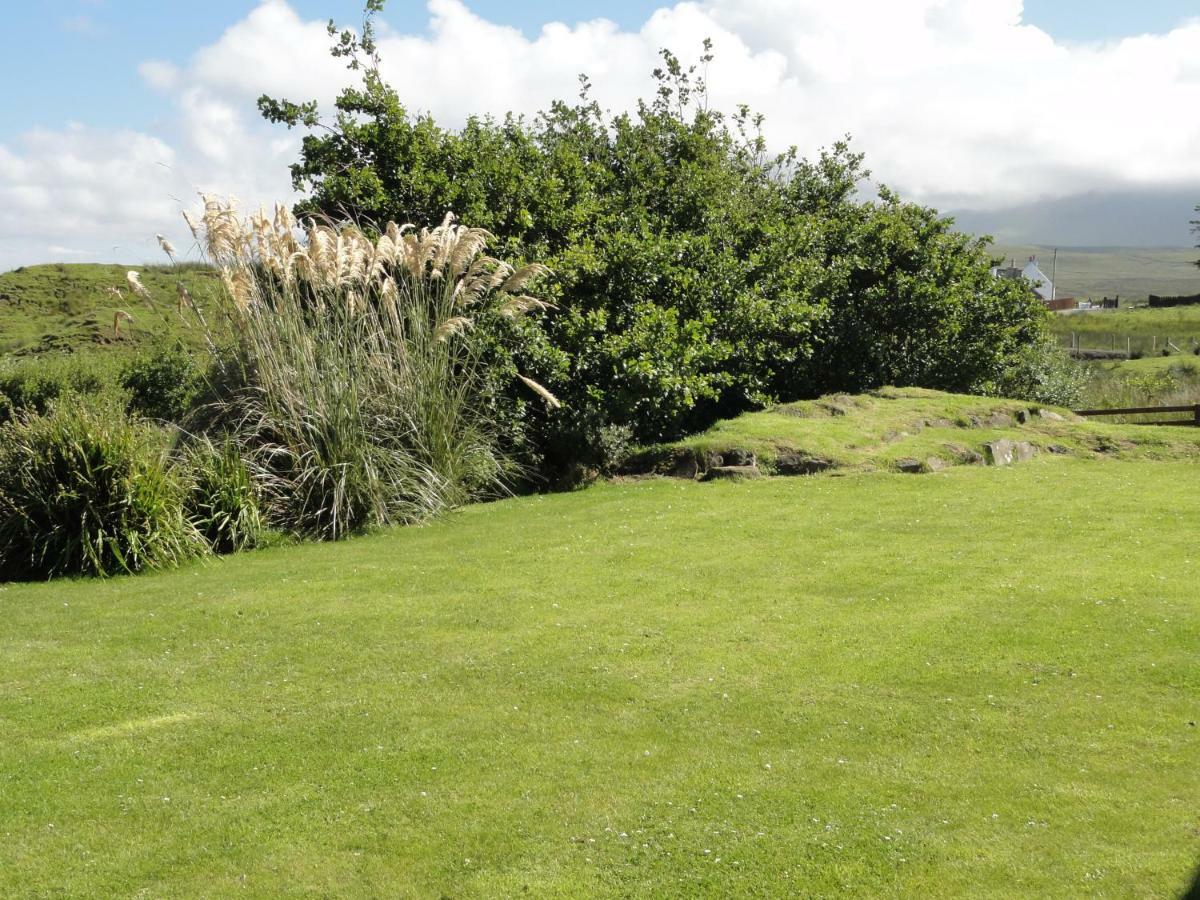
top-left (996, 245), bottom-right (1199, 303)
top-left (0, 263), bottom-right (218, 357)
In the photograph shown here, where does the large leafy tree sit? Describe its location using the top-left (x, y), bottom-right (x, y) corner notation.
top-left (261, 2), bottom-right (1047, 473)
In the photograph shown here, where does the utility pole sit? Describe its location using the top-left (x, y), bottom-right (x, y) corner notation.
top-left (1051, 248), bottom-right (1058, 302)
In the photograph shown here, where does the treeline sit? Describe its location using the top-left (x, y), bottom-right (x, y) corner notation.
top-left (260, 16), bottom-right (1055, 477)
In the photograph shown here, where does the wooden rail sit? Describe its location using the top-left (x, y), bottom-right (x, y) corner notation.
top-left (1074, 404), bottom-right (1200, 426)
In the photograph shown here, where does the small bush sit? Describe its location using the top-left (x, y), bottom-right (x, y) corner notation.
top-left (0, 353), bottom-right (124, 425)
top-left (0, 400), bottom-right (205, 580)
top-left (182, 437), bottom-right (264, 554)
top-left (990, 338), bottom-right (1087, 408)
top-left (121, 341), bottom-right (202, 422)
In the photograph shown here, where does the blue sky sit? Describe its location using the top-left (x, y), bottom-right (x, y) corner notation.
top-left (3, 0), bottom-right (1196, 140)
top-left (2, 0), bottom-right (1198, 267)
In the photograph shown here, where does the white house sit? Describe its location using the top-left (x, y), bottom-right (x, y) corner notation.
top-left (990, 256), bottom-right (1056, 303)
top-left (1019, 257), bottom-right (1054, 302)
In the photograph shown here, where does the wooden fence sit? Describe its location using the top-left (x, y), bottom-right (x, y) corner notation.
top-left (1074, 404), bottom-right (1200, 426)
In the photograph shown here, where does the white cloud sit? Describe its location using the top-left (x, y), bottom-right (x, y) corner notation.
top-left (138, 60), bottom-right (182, 93)
top-left (4, 0), bottom-right (1200, 270)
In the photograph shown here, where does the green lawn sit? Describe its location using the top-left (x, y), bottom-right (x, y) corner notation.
top-left (2, 459), bottom-right (1198, 897)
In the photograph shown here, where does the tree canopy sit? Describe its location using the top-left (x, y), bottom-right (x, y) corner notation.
top-left (260, 2), bottom-right (1048, 476)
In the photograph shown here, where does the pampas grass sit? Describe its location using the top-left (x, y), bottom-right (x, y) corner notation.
top-left (126, 270), bottom-right (151, 302)
top-left (188, 197), bottom-right (553, 540)
top-left (156, 234), bottom-right (178, 265)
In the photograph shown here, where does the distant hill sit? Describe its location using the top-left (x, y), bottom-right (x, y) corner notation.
top-left (0, 263), bottom-right (218, 356)
top-left (992, 245), bottom-right (1199, 303)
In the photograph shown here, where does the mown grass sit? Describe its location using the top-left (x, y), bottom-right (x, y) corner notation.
top-left (1, 459), bottom-right (1198, 897)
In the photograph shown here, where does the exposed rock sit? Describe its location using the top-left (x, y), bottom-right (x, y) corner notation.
top-left (985, 412), bottom-right (1014, 428)
top-left (700, 465), bottom-right (763, 482)
top-left (773, 452), bottom-right (836, 476)
top-left (985, 439), bottom-right (1015, 466)
top-left (945, 444), bottom-right (984, 465)
top-left (895, 458), bottom-right (925, 474)
top-left (703, 450), bottom-right (726, 470)
top-left (882, 430), bottom-right (911, 444)
top-left (670, 452), bottom-right (700, 480)
top-left (721, 448), bottom-right (757, 467)
top-left (1046, 444), bottom-right (1072, 455)
top-left (1038, 409), bottom-right (1065, 422)
top-left (986, 440), bottom-right (1036, 465)
top-left (1015, 409), bottom-right (1031, 424)
top-left (925, 456), bottom-right (949, 472)
top-left (924, 418), bottom-right (955, 429)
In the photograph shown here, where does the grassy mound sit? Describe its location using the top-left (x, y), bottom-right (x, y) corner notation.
top-left (1, 461), bottom-right (1198, 896)
top-left (0, 263), bottom-right (217, 356)
top-left (628, 387), bottom-right (1200, 478)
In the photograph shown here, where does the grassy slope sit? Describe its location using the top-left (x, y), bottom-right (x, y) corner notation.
top-left (641, 387), bottom-right (1200, 473)
top-left (2, 459), bottom-right (1198, 897)
top-left (996, 246), bottom-right (1199, 302)
top-left (0, 263), bottom-right (218, 356)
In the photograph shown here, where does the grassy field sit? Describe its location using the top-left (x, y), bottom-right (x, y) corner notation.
top-left (0, 263), bottom-right (217, 357)
top-left (2, 457), bottom-right (1199, 897)
top-left (1048, 303), bottom-right (1200, 356)
top-left (996, 245), bottom-right (1199, 303)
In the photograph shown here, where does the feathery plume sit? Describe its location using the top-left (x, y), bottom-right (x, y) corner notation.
top-left (126, 270), bottom-right (152, 301)
top-left (156, 233), bottom-right (178, 264)
top-left (181, 209), bottom-right (201, 240)
top-left (518, 374), bottom-right (561, 409)
top-left (113, 309), bottom-right (134, 338)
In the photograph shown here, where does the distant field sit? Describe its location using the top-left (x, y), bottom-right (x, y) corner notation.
top-left (0, 263), bottom-right (217, 357)
top-left (1047, 303), bottom-right (1200, 355)
top-left (995, 245), bottom-right (1198, 303)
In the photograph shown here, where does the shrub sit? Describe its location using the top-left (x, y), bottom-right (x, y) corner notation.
top-left (120, 341), bottom-right (203, 422)
top-left (0, 400), bottom-right (205, 580)
top-left (182, 437), bottom-right (265, 554)
top-left (985, 338), bottom-right (1088, 408)
top-left (191, 199), bottom-right (553, 540)
top-left (261, 15), bottom-right (1052, 475)
top-left (0, 353), bottom-right (125, 426)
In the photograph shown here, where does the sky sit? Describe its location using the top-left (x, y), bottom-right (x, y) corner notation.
top-left (1, 0), bottom-right (1198, 270)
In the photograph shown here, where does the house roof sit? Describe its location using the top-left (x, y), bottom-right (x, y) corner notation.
top-left (1020, 258), bottom-right (1054, 301)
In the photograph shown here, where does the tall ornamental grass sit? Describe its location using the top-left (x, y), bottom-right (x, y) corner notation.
top-left (0, 400), bottom-right (205, 580)
top-left (182, 435), bottom-right (265, 554)
top-left (190, 198), bottom-right (554, 540)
